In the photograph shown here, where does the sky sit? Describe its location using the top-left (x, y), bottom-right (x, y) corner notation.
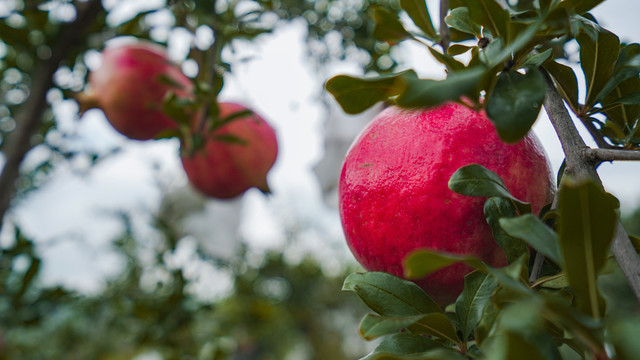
top-left (5, 0), bottom-right (640, 294)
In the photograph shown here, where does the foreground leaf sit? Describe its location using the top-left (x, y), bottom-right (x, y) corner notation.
top-left (394, 67), bottom-right (485, 108)
top-left (325, 70), bottom-right (415, 114)
top-left (360, 314), bottom-right (425, 340)
top-left (486, 69), bottom-right (546, 143)
top-left (401, 0), bottom-right (437, 40)
top-left (484, 197), bottom-right (528, 264)
top-left (557, 177), bottom-right (619, 319)
top-left (360, 333), bottom-right (442, 360)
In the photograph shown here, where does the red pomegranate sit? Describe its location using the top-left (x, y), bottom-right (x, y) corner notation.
top-left (180, 102), bottom-right (278, 199)
top-left (339, 102), bottom-right (554, 305)
top-left (85, 40), bottom-right (192, 140)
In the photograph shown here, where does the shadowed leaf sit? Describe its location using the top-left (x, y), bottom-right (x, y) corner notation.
top-left (455, 271), bottom-right (498, 340)
top-left (401, 0), bottom-right (437, 40)
top-left (499, 214), bottom-right (562, 266)
top-left (484, 197), bottom-right (529, 264)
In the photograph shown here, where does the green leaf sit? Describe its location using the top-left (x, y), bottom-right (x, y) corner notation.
top-left (557, 177), bottom-right (619, 319)
top-left (447, 44), bottom-right (472, 56)
top-left (594, 54), bottom-right (640, 103)
top-left (359, 314), bottom-right (425, 340)
top-left (427, 47), bottom-right (466, 72)
top-left (404, 250), bottom-right (485, 280)
top-left (325, 70), bottom-right (414, 114)
top-left (448, 164), bottom-right (531, 213)
top-left (607, 317), bottom-right (640, 360)
top-left (360, 333), bottom-right (441, 360)
top-left (486, 69), bottom-right (546, 143)
top-left (577, 28), bottom-right (620, 108)
top-left (372, 6), bottom-right (412, 44)
top-left (543, 60), bottom-right (580, 112)
top-left (445, 7), bottom-right (482, 37)
top-left (484, 197), bottom-right (528, 264)
top-left (455, 271), bottom-right (499, 341)
top-left (499, 214), bottom-right (563, 266)
top-left (343, 272), bottom-right (442, 316)
top-left (401, 0), bottom-right (437, 40)
top-left (520, 48), bottom-right (553, 69)
top-left (558, 0), bottom-right (606, 14)
top-left (363, 347), bottom-right (468, 360)
top-left (459, 0), bottom-right (510, 40)
top-left (394, 67), bottom-right (485, 108)
top-left (598, 260), bottom-right (639, 317)
top-left (409, 312), bottom-right (461, 344)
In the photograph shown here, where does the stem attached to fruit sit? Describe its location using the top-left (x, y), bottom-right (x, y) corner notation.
top-left (0, 0), bottom-right (104, 231)
top-left (540, 68), bottom-right (640, 302)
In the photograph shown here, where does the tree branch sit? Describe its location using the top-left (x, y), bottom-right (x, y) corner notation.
top-left (540, 69), bottom-right (640, 302)
top-left (587, 148), bottom-right (640, 162)
top-left (0, 0), bottom-right (104, 229)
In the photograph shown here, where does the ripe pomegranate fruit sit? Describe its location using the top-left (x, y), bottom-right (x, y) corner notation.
top-left (339, 102), bottom-right (554, 305)
top-left (180, 102), bottom-right (278, 199)
top-left (83, 40), bottom-right (193, 140)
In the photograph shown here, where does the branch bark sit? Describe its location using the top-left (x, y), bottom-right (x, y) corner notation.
top-left (540, 69), bottom-right (640, 301)
top-left (439, 0), bottom-right (450, 50)
top-left (0, 0), bottom-right (104, 229)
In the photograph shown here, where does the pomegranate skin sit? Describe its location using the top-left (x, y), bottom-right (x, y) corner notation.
top-left (339, 102), bottom-right (554, 305)
top-left (88, 41), bottom-right (192, 140)
top-left (180, 102), bottom-right (278, 199)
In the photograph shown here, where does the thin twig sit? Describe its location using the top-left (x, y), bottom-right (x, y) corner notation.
top-left (0, 0), bottom-right (104, 229)
top-left (540, 68), bottom-right (640, 302)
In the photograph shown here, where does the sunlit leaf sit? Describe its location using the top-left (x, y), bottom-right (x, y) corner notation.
top-left (557, 177), bottom-right (619, 319)
top-left (499, 214), bottom-right (563, 266)
top-left (445, 7), bottom-right (481, 37)
top-left (486, 69), bottom-right (546, 143)
top-left (342, 272), bottom-right (441, 316)
top-left (456, 271), bottom-right (498, 340)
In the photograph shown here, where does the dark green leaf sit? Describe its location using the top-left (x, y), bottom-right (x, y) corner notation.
top-left (372, 6), bottom-right (412, 44)
top-left (394, 67), bottom-right (485, 108)
top-left (409, 312), bottom-right (461, 344)
top-left (558, 0), bottom-right (606, 15)
top-left (445, 7), bottom-right (482, 37)
top-left (401, 0), bottom-right (437, 40)
top-left (427, 47), bottom-right (466, 72)
top-left (486, 69), bottom-right (546, 143)
top-left (359, 313), bottom-right (425, 340)
top-left (543, 60), bottom-right (580, 112)
top-left (520, 48), bottom-right (553, 69)
top-left (499, 214), bottom-right (563, 266)
top-left (360, 333), bottom-right (441, 360)
top-left (325, 70), bottom-right (415, 114)
top-left (611, 91), bottom-right (640, 105)
top-left (484, 197), bottom-right (528, 264)
top-left (343, 272), bottom-right (441, 316)
top-left (212, 133), bottom-right (249, 145)
top-left (448, 164), bottom-right (531, 213)
top-left (607, 317), bottom-right (640, 360)
top-left (595, 53), bottom-right (640, 103)
top-left (447, 44), bottom-right (472, 56)
top-left (455, 271), bottom-right (498, 341)
top-left (404, 250), bottom-right (485, 280)
top-left (557, 177), bottom-right (619, 319)
top-left (577, 28), bottom-right (620, 108)
top-left (598, 260), bottom-right (639, 317)
top-left (462, 0), bottom-right (511, 40)
top-left (363, 347), bottom-right (468, 360)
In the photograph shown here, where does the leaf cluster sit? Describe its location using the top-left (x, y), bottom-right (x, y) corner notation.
top-left (345, 164), bottom-right (639, 360)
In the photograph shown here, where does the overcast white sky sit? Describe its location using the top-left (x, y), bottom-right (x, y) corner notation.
top-left (5, 0), bottom-right (640, 293)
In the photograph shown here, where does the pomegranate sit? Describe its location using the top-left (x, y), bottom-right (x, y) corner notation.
top-left (84, 40), bottom-right (192, 140)
top-left (339, 102), bottom-right (554, 305)
top-left (180, 102), bottom-right (278, 199)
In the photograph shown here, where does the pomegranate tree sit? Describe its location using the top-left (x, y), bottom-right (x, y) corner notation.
top-left (84, 40), bottom-right (193, 140)
top-left (339, 102), bottom-right (554, 305)
top-left (180, 102), bottom-right (278, 200)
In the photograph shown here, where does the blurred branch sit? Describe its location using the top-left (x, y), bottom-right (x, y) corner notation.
top-left (0, 0), bottom-right (104, 229)
top-left (439, 0), bottom-right (450, 50)
top-left (540, 68), bottom-right (640, 302)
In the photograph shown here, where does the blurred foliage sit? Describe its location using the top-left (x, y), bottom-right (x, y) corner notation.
top-left (0, 211), bottom-right (368, 359)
